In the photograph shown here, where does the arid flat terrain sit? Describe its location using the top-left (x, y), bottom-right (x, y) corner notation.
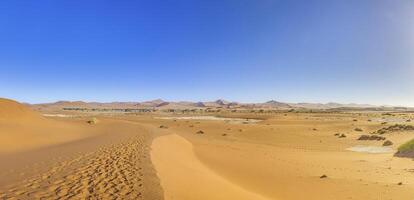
top-left (1, 98), bottom-right (414, 199)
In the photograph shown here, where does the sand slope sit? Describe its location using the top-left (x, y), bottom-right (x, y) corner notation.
top-left (0, 119), bottom-right (164, 200)
top-left (0, 98), bottom-right (100, 153)
top-left (145, 113), bottom-right (414, 200)
top-left (0, 98), bottom-right (43, 121)
top-left (1, 135), bottom-right (146, 199)
top-left (151, 134), bottom-right (271, 200)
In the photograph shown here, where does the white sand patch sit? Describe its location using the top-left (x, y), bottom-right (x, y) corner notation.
top-left (370, 117), bottom-right (407, 123)
top-left (42, 114), bottom-right (75, 118)
top-left (155, 116), bottom-right (262, 124)
top-left (346, 145), bottom-right (394, 154)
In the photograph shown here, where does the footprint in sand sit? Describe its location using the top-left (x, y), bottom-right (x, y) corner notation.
top-left (0, 135), bottom-right (154, 200)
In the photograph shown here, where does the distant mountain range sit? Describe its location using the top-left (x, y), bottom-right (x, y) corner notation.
top-left (30, 99), bottom-right (411, 111)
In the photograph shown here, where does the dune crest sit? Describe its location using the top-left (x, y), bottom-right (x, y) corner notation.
top-left (0, 98), bottom-right (97, 153)
top-left (151, 134), bottom-right (271, 200)
top-left (0, 98), bottom-right (43, 121)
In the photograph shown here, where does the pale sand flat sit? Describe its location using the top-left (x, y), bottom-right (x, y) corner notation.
top-left (151, 134), bottom-right (271, 200)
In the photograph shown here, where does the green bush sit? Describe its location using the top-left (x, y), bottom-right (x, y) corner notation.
top-left (398, 138), bottom-right (414, 152)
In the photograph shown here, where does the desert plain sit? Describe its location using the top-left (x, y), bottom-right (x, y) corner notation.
top-left (1, 98), bottom-right (414, 200)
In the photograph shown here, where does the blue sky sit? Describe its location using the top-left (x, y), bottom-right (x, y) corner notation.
top-left (0, 0), bottom-right (413, 106)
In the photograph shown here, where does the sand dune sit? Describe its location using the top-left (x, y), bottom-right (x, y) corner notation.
top-left (2, 97), bottom-right (414, 199)
top-left (0, 98), bottom-right (44, 121)
top-left (1, 135), bottom-right (146, 199)
top-left (146, 113), bottom-right (414, 200)
top-left (151, 134), bottom-right (270, 200)
top-left (0, 98), bottom-right (102, 153)
top-left (0, 119), bottom-right (163, 200)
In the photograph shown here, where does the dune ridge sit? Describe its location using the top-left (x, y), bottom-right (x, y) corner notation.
top-left (0, 98), bottom-right (43, 121)
top-left (151, 133), bottom-right (271, 200)
top-left (0, 98), bottom-right (106, 153)
top-left (0, 121), bottom-right (164, 200)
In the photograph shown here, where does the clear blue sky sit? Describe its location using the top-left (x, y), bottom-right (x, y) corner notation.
top-left (0, 0), bottom-right (413, 106)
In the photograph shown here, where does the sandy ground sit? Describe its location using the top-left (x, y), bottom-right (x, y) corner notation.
top-left (144, 113), bottom-right (414, 200)
top-left (2, 98), bottom-right (414, 200)
top-left (0, 119), bottom-right (164, 199)
top-left (0, 98), bottom-right (164, 199)
top-left (151, 133), bottom-right (270, 200)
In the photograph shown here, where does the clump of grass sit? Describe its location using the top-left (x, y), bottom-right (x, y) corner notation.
top-left (87, 117), bottom-right (98, 124)
top-left (373, 124), bottom-right (414, 135)
top-left (358, 134), bottom-right (385, 141)
top-left (398, 139), bottom-right (414, 152)
top-left (383, 140), bottom-right (393, 146)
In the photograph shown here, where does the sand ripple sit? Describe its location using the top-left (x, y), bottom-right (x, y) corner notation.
top-left (0, 135), bottom-right (151, 200)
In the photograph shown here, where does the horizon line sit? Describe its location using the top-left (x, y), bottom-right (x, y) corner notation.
top-left (14, 98), bottom-right (412, 108)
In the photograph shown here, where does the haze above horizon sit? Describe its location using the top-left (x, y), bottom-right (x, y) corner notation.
top-left (1, 0), bottom-right (413, 106)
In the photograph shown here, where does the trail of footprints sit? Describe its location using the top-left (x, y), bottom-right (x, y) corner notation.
top-left (0, 136), bottom-right (149, 200)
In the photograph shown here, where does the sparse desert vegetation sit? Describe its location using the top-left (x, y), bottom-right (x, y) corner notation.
top-left (395, 139), bottom-right (414, 158)
top-left (373, 124), bottom-right (414, 134)
top-left (87, 117), bottom-right (99, 124)
top-left (358, 135), bottom-right (386, 141)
